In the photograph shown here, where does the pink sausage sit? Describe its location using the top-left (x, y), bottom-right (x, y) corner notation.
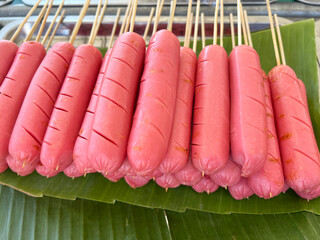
top-left (88, 32), bottom-right (146, 175)
top-left (298, 79), bottom-right (308, 106)
top-left (192, 45), bottom-right (229, 175)
top-left (40, 44), bottom-right (102, 172)
top-left (127, 30), bottom-right (180, 176)
top-left (8, 42), bottom-right (75, 175)
top-left (73, 48), bottom-right (112, 175)
top-left (36, 163), bottom-right (59, 178)
top-left (156, 174), bottom-right (180, 189)
top-left (159, 46), bottom-right (197, 174)
top-left (64, 163), bottom-right (83, 178)
top-left (103, 163), bottom-right (125, 182)
top-left (283, 182), bottom-right (290, 193)
top-left (210, 155), bottom-right (241, 188)
top-left (228, 177), bottom-right (254, 200)
top-left (192, 176), bottom-right (219, 194)
top-left (248, 73), bottom-right (284, 199)
top-left (0, 40), bottom-right (18, 85)
top-left (0, 41), bottom-right (46, 172)
top-left (124, 175), bottom-right (150, 188)
top-left (229, 45), bottom-right (267, 177)
top-left (268, 65), bottom-right (320, 193)
top-left (175, 158), bottom-right (202, 186)
top-left (296, 184), bottom-right (320, 200)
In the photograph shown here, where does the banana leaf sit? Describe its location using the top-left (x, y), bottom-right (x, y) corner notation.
top-left (0, 19), bottom-right (319, 215)
top-left (1, 184), bottom-right (320, 240)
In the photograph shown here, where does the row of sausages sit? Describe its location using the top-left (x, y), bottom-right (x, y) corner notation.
top-left (0, 26), bottom-right (319, 200)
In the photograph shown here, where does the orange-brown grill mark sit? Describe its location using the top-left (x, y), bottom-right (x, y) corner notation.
top-left (280, 133), bottom-right (292, 141)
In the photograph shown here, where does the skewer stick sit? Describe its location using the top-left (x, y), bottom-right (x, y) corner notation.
top-left (201, 13), bottom-right (205, 49)
top-left (266, 0), bottom-right (280, 66)
top-left (36, 0), bottom-right (54, 42)
top-left (108, 8), bottom-right (121, 49)
top-left (88, 0), bottom-right (103, 45)
top-left (213, 0), bottom-right (220, 45)
top-left (10, 0), bottom-right (42, 42)
top-left (220, 0), bottom-right (224, 47)
top-left (274, 14), bottom-right (286, 65)
top-left (143, 7), bottom-right (155, 41)
top-left (41, 0), bottom-right (65, 45)
top-left (46, 10), bottom-right (65, 51)
top-left (186, 13), bottom-right (193, 48)
top-left (192, 0), bottom-right (200, 52)
top-left (230, 13), bottom-right (235, 48)
top-left (130, 0), bottom-right (138, 32)
top-left (93, 0), bottom-right (109, 43)
top-left (183, 0), bottom-right (192, 47)
top-left (239, 3), bottom-right (248, 45)
top-left (237, 0), bottom-right (241, 46)
top-left (24, 1), bottom-right (49, 42)
top-left (244, 10), bottom-right (252, 47)
top-left (167, 0), bottom-right (177, 32)
top-left (69, 0), bottom-right (91, 45)
top-left (125, 0), bottom-right (134, 33)
top-left (119, 0), bottom-right (132, 35)
top-left (154, 0), bottom-right (161, 32)
top-left (153, 0), bottom-right (165, 34)
top-left (183, 10), bottom-right (190, 46)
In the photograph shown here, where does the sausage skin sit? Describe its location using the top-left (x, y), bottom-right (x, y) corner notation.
top-left (0, 41), bottom-right (46, 173)
top-left (73, 48), bottom-right (112, 175)
top-left (40, 44), bottom-right (102, 172)
top-left (248, 71), bottom-right (284, 199)
top-left (0, 40), bottom-right (18, 85)
top-left (229, 45), bottom-right (267, 177)
top-left (88, 32), bottom-right (146, 175)
top-left (8, 42), bottom-right (75, 175)
top-left (127, 30), bottom-right (180, 176)
top-left (192, 45), bottom-right (229, 175)
top-left (159, 46), bottom-right (197, 174)
top-left (268, 65), bottom-right (320, 193)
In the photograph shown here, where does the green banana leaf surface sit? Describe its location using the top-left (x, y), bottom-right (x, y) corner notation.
top-left (1, 184), bottom-right (320, 240)
top-left (0, 19), bottom-right (319, 215)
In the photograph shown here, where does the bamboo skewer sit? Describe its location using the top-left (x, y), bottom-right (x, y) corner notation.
top-left (88, 0), bottom-right (102, 45)
top-left (274, 14), bottom-right (286, 65)
top-left (213, 0), bottom-right (220, 45)
top-left (220, 0), bottom-right (224, 47)
top-left (153, 0), bottom-right (165, 34)
top-left (69, 0), bottom-right (91, 45)
top-left (187, 13), bottom-right (193, 48)
top-left (237, 0), bottom-right (241, 46)
top-left (143, 7), bottom-right (155, 41)
top-left (167, 0), bottom-right (177, 32)
top-left (88, 0), bottom-right (103, 45)
top-left (46, 10), bottom-right (65, 50)
top-left (10, 0), bottom-right (42, 42)
top-left (183, 0), bottom-right (192, 48)
top-left (41, 0), bottom-right (65, 45)
top-left (266, 0), bottom-right (280, 66)
top-left (192, 0), bottom-right (200, 52)
top-left (130, 0), bottom-right (138, 32)
top-left (239, 3), bottom-right (248, 45)
top-left (125, 0), bottom-right (134, 33)
top-left (93, 0), bottom-right (109, 44)
top-left (244, 10), bottom-right (252, 47)
top-left (201, 13), bottom-right (205, 49)
top-left (24, 1), bottom-right (50, 42)
top-left (119, 0), bottom-right (132, 35)
top-left (230, 13), bottom-right (235, 48)
top-left (108, 8), bottom-right (121, 49)
top-left (35, 0), bottom-right (54, 42)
